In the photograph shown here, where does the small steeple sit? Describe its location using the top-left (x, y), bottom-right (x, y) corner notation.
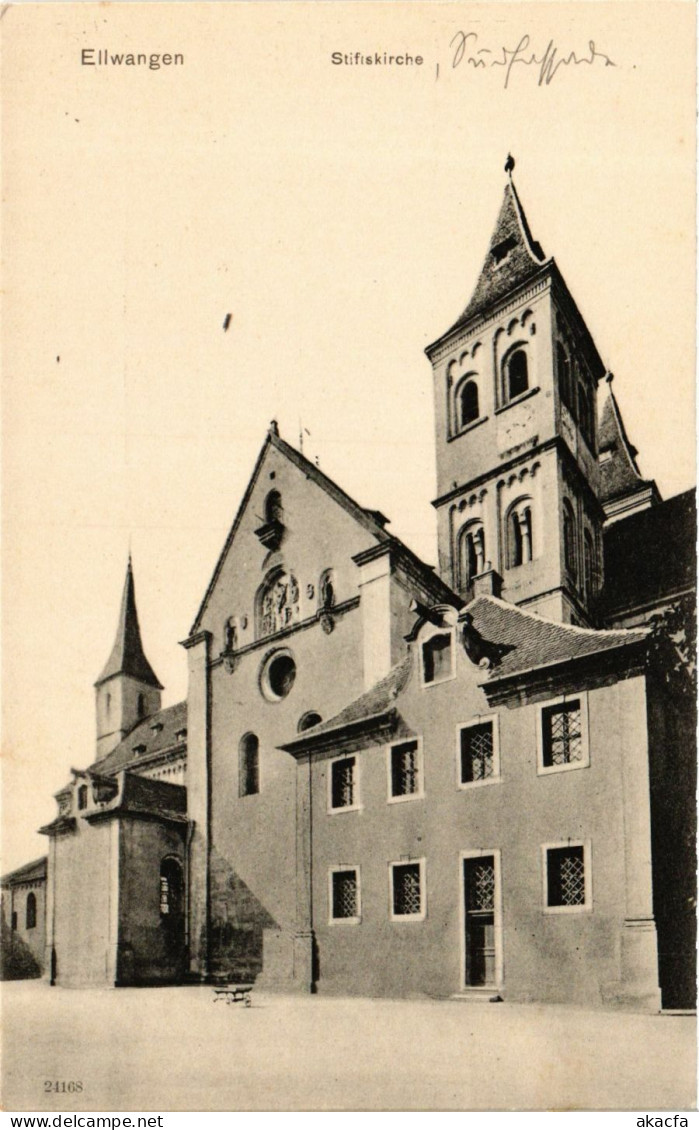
top-left (95, 556), bottom-right (163, 690)
top-left (446, 164), bottom-right (548, 335)
top-left (94, 557), bottom-right (163, 758)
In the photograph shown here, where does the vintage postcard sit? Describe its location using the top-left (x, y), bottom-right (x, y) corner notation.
top-left (1, 0), bottom-right (696, 1114)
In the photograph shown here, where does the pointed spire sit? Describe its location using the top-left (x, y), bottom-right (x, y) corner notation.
top-left (446, 165), bottom-right (548, 335)
top-left (95, 557), bottom-right (163, 689)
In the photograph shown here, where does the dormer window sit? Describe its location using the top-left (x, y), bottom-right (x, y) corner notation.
top-left (491, 235), bottom-right (516, 266)
top-left (77, 785), bottom-right (88, 811)
top-left (132, 743), bottom-right (147, 755)
top-left (421, 630), bottom-right (455, 687)
top-left (150, 721), bottom-right (164, 733)
top-left (175, 727), bottom-right (187, 742)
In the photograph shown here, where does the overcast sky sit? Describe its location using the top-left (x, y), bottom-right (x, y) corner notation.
top-left (3, 1), bottom-right (695, 871)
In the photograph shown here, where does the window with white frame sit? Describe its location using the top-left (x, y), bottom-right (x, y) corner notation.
top-left (538, 697), bottom-right (589, 774)
top-left (455, 376), bottom-right (480, 432)
top-left (329, 755), bottom-right (358, 811)
top-left (388, 739), bottom-right (423, 801)
top-left (421, 630), bottom-right (454, 686)
top-left (502, 346), bottom-right (529, 404)
top-left (458, 718), bottom-right (499, 786)
top-left (329, 867), bottom-right (360, 923)
top-left (544, 843), bottom-right (590, 911)
top-left (390, 860), bottom-right (425, 920)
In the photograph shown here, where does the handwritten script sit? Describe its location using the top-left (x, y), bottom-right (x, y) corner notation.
top-left (450, 31), bottom-right (616, 87)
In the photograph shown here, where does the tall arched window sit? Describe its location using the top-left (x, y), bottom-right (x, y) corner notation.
top-left (456, 378), bottom-right (480, 431)
top-left (160, 857), bottom-right (184, 920)
top-left (26, 892), bottom-right (37, 930)
top-left (578, 383), bottom-right (595, 451)
top-left (583, 529), bottom-right (594, 598)
top-left (458, 521), bottom-right (485, 592)
top-left (264, 490), bottom-right (283, 524)
top-left (507, 499), bottom-right (534, 568)
top-left (563, 501), bottom-right (577, 580)
top-left (503, 347), bottom-right (529, 403)
top-left (557, 343), bottom-right (573, 411)
top-left (256, 568), bottom-right (300, 638)
top-left (77, 784), bottom-right (88, 811)
top-left (137, 693), bottom-right (146, 719)
top-left (239, 733), bottom-right (260, 797)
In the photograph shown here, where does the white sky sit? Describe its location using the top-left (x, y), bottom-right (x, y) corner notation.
top-left (2, 1), bottom-right (696, 872)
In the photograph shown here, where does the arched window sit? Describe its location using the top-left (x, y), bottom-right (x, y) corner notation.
top-left (563, 501), bottom-right (577, 580)
top-left (26, 892), bottom-right (37, 930)
top-left (557, 343), bottom-right (573, 411)
top-left (456, 378), bottom-right (480, 431)
top-left (159, 857), bottom-right (184, 920)
top-left (77, 784), bottom-right (88, 810)
top-left (458, 521), bottom-right (485, 593)
top-left (583, 530), bottom-right (594, 598)
top-left (257, 568), bottom-right (300, 638)
top-left (137, 693), bottom-right (146, 719)
top-left (578, 383), bottom-right (595, 451)
top-left (239, 733), bottom-right (260, 797)
top-left (105, 692), bottom-right (111, 717)
top-left (298, 711), bottom-right (323, 733)
top-left (264, 490), bottom-right (283, 524)
top-left (319, 568), bottom-right (335, 610)
top-left (507, 499), bottom-right (534, 568)
top-left (503, 348), bottom-right (529, 403)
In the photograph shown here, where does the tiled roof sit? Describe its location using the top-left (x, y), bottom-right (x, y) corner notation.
top-left (87, 773), bottom-right (187, 822)
top-left (444, 179), bottom-right (548, 336)
top-left (598, 383), bottom-right (656, 504)
top-left (88, 701), bottom-right (187, 778)
top-left (599, 490), bottom-right (696, 618)
top-left (278, 654), bottom-right (413, 751)
top-left (0, 856), bottom-right (47, 887)
top-left (95, 557), bottom-right (163, 689)
top-left (467, 596), bottom-right (648, 684)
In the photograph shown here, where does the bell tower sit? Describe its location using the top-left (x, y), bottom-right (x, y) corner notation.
top-left (94, 557), bottom-right (163, 757)
top-left (426, 158), bottom-right (606, 625)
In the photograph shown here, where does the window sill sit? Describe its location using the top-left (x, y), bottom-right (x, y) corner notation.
top-left (329, 917), bottom-right (361, 926)
top-left (387, 791), bottom-right (425, 805)
top-left (390, 913), bottom-right (426, 923)
top-left (421, 671), bottom-right (456, 689)
top-left (537, 759), bottom-right (589, 777)
top-left (543, 904), bottom-right (592, 915)
top-left (458, 775), bottom-right (502, 792)
top-left (328, 804), bottom-right (362, 815)
top-left (495, 386), bottom-right (540, 415)
top-left (448, 415), bottom-right (489, 442)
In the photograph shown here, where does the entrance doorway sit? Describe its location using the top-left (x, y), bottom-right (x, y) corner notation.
top-left (462, 852), bottom-right (501, 990)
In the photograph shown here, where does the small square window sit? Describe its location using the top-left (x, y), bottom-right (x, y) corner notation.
top-left (388, 739), bottom-right (423, 802)
top-left (390, 860), bottom-right (425, 920)
top-left (459, 720), bottom-right (499, 786)
top-left (329, 868), bottom-right (360, 924)
top-left (329, 755), bottom-right (358, 812)
top-left (544, 843), bottom-right (590, 912)
top-left (421, 631), bottom-right (454, 686)
top-left (538, 696), bottom-right (589, 775)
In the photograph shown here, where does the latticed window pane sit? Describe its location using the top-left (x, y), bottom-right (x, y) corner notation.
top-left (542, 702), bottom-right (582, 767)
top-left (332, 870), bottom-right (358, 919)
top-left (422, 633), bottom-right (452, 684)
top-left (392, 863), bottom-right (422, 916)
top-left (160, 875), bottom-right (170, 915)
top-left (547, 846), bottom-right (586, 907)
top-left (466, 859), bottom-right (495, 911)
top-left (460, 723), bottom-right (494, 783)
top-left (331, 757), bottom-right (356, 808)
top-left (391, 741), bottom-right (420, 797)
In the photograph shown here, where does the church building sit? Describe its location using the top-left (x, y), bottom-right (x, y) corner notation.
top-left (5, 164), bottom-right (694, 1009)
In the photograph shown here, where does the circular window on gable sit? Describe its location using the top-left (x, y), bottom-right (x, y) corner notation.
top-left (261, 649), bottom-right (297, 702)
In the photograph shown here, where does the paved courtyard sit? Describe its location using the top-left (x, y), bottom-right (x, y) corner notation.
top-left (1, 981), bottom-right (695, 1112)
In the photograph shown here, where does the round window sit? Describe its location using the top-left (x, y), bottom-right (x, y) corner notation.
top-left (261, 650), bottom-right (297, 702)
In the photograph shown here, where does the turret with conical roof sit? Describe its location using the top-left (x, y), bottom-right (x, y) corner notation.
top-left (95, 557), bottom-right (163, 757)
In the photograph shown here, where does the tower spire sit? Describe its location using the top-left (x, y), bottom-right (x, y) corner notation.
top-left (95, 557), bottom-right (162, 690)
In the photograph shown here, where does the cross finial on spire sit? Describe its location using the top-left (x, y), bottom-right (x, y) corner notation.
top-left (505, 154), bottom-right (515, 177)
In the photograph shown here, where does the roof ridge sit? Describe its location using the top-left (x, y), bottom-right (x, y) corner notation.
top-left (469, 593), bottom-right (649, 639)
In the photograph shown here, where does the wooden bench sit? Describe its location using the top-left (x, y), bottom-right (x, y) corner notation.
top-left (212, 984), bottom-right (253, 1007)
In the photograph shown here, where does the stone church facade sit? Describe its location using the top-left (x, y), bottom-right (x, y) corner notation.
top-left (5, 167), bottom-right (695, 1008)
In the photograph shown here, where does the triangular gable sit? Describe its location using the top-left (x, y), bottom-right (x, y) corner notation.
top-left (189, 425), bottom-right (392, 635)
